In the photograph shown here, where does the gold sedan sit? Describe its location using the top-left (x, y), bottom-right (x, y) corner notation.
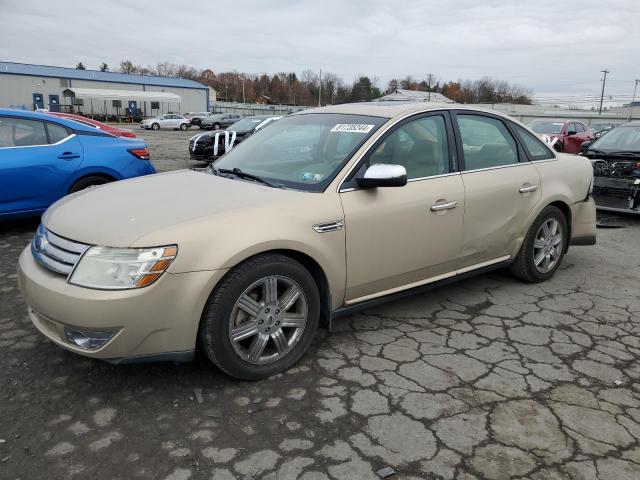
top-left (18, 103), bottom-right (596, 379)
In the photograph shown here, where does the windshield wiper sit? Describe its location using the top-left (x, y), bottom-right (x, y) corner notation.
top-left (217, 167), bottom-right (283, 189)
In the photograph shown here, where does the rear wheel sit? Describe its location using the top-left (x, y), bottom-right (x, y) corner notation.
top-left (213, 123), bottom-right (221, 130)
top-left (553, 142), bottom-right (562, 152)
top-left (199, 254), bottom-right (320, 380)
top-left (69, 175), bottom-right (111, 194)
top-left (510, 205), bottom-right (567, 282)
top-left (179, 123), bottom-right (188, 131)
top-left (151, 123), bottom-right (160, 131)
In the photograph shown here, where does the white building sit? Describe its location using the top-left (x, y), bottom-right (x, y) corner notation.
top-left (0, 61), bottom-right (211, 118)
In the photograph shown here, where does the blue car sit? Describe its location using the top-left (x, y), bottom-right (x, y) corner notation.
top-left (0, 109), bottom-right (156, 219)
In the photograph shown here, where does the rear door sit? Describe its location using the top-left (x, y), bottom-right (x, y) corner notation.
top-left (0, 117), bottom-right (83, 216)
top-left (452, 111), bottom-right (542, 268)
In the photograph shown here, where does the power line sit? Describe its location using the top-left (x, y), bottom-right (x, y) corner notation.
top-left (599, 69), bottom-right (610, 115)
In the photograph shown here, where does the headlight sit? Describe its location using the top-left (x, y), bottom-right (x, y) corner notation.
top-left (69, 245), bottom-right (177, 290)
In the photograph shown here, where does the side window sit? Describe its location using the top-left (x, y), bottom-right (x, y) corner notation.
top-left (566, 123), bottom-right (577, 134)
top-left (576, 123), bottom-right (586, 133)
top-left (0, 117), bottom-right (48, 148)
top-left (46, 123), bottom-right (70, 144)
top-left (512, 124), bottom-right (555, 161)
top-left (457, 115), bottom-right (518, 170)
top-left (367, 115), bottom-right (450, 180)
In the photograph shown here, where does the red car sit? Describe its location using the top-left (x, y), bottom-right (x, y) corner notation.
top-left (46, 112), bottom-right (137, 138)
top-left (528, 119), bottom-right (593, 154)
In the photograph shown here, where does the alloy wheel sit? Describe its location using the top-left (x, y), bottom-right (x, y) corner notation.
top-left (228, 275), bottom-right (308, 364)
top-left (533, 218), bottom-right (563, 273)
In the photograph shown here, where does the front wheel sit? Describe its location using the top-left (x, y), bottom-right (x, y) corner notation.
top-left (212, 123), bottom-right (221, 130)
top-left (151, 123), bottom-right (160, 131)
top-left (509, 205), bottom-right (567, 282)
top-left (199, 254), bottom-right (320, 380)
top-left (179, 123), bottom-right (188, 131)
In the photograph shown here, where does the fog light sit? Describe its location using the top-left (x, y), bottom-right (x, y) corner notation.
top-left (64, 328), bottom-right (115, 350)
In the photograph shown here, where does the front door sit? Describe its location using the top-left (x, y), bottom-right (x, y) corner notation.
top-left (452, 112), bottom-right (542, 267)
top-left (48, 95), bottom-right (60, 112)
top-left (340, 112), bottom-right (464, 303)
top-left (0, 117), bottom-right (83, 216)
top-left (32, 93), bottom-right (44, 110)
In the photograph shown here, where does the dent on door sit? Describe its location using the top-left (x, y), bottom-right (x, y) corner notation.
top-left (459, 164), bottom-right (542, 267)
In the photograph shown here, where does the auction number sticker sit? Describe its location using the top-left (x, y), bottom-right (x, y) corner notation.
top-left (330, 124), bottom-right (375, 133)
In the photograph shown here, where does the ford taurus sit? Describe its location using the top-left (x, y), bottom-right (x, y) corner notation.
top-left (18, 103), bottom-right (596, 379)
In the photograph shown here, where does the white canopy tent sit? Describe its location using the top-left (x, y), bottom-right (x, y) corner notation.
top-left (62, 87), bottom-right (182, 118)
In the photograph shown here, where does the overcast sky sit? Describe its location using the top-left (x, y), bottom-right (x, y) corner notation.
top-left (1, 0), bottom-right (638, 106)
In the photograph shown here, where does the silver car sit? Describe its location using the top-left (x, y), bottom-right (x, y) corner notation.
top-left (141, 114), bottom-right (190, 131)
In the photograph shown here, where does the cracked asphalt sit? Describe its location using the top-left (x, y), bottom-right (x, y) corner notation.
top-left (2, 129), bottom-right (640, 480)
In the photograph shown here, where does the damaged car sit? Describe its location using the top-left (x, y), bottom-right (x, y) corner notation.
top-left (189, 115), bottom-right (281, 161)
top-left (18, 103), bottom-right (596, 380)
top-left (581, 120), bottom-right (640, 213)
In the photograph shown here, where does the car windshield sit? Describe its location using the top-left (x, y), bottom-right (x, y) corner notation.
top-left (228, 118), bottom-right (267, 132)
top-left (529, 120), bottom-right (565, 134)
top-left (212, 113), bottom-right (386, 192)
top-left (591, 125), bottom-right (640, 151)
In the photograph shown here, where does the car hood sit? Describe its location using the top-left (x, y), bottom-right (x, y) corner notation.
top-left (43, 170), bottom-right (301, 247)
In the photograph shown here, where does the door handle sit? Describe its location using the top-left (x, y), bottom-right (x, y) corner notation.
top-left (58, 152), bottom-right (80, 160)
top-left (430, 200), bottom-right (459, 211)
top-left (519, 184), bottom-right (538, 193)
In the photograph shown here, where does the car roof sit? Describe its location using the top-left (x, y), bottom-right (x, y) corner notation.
top-left (295, 101), bottom-right (522, 123)
top-left (0, 108), bottom-right (101, 133)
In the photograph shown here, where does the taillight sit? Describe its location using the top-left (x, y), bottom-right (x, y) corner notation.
top-left (128, 147), bottom-right (150, 160)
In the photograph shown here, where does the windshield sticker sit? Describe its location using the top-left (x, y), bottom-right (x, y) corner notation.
top-left (330, 124), bottom-right (375, 134)
top-left (299, 172), bottom-right (325, 182)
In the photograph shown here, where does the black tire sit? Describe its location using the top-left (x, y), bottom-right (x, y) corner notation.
top-left (509, 205), bottom-right (568, 283)
top-left (69, 175), bottom-right (111, 194)
top-left (151, 123), bottom-right (160, 131)
top-left (553, 142), bottom-right (562, 152)
top-left (199, 254), bottom-right (320, 380)
top-left (212, 123), bottom-right (221, 130)
top-left (179, 123), bottom-right (188, 131)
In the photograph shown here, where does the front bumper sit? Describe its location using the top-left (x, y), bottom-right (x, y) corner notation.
top-left (18, 247), bottom-right (227, 362)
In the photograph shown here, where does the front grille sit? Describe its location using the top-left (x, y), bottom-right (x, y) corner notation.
top-left (31, 224), bottom-right (91, 276)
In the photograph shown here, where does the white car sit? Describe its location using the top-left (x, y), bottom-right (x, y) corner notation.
top-left (141, 114), bottom-right (190, 131)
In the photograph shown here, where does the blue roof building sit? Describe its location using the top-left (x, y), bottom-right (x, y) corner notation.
top-left (0, 61), bottom-right (211, 117)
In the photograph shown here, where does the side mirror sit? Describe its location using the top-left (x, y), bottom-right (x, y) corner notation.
top-left (356, 164), bottom-right (407, 188)
top-left (580, 140), bottom-right (593, 154)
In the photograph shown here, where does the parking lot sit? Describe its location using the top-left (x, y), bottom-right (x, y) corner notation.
top-left (2, 128), bottom-right (640, 480)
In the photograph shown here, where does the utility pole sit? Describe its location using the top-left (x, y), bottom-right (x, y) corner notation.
top-left (630, 79), bottom-right (640, 121)
top-left (427, 73), bottom-right (433, 102)
top-left (242, 76), bottom-right (246, 104)
top-left (598, 69), bottom-right (609, 115)
top-left (318, 69), bottom-right (322, 107)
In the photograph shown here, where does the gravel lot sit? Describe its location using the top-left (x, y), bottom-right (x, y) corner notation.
top-left (1, 129), bottom-right (640, 479)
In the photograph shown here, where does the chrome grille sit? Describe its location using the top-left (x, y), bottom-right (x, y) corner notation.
top-left (31, 224), bottom-right (91, 276)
